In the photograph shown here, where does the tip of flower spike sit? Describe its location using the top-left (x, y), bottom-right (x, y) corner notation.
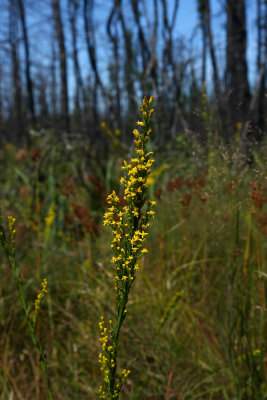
top-left (7, 216), bottom-right (16, 230)
top-left (41, 278), bottom-right (48, 293)
top-left (34, 278), bottom-right (48, 311)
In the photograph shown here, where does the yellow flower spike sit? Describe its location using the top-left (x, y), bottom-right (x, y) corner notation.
top-left (100, 97), bottom-right (155, 399)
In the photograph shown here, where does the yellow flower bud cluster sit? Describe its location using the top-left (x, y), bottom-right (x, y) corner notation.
top-left (98, 314), bottom-right (131, 399)
top-left (98, 316), bottom-right (117, 397)
top-left (8, 216), bottom-right (16, 231)
top-left (121, 368), bottom-right (131, 381)
top-left (34, 278), bottom-right (48, 312)
top-left (7, 216), bottom-right (16, 245)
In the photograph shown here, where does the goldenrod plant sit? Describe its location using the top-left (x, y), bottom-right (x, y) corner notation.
top-left (0, 213), bottom-right (53, 400)
top-left (98, 96), bottom-right (156, 399)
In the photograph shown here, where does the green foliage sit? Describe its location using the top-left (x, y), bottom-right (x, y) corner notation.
top-left (0, 214), bottom-right (53, 399)
top-left (0, 107), bottom-right (266, 399)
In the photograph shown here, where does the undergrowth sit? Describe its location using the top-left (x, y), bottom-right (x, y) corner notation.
top-left (0, 99), bottom-right (266, 399)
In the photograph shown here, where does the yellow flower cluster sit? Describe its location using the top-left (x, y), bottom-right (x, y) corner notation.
top-left (8, 216), bottom-right (16, 231)
top-left (103, 97), bottom-right (156, 292)
top-left (99, 96), bottom-right (156, 399)
top-left (98, 316), bottom-right (117, 398)
top-left (34, 278), bottom-right (48, 311)
top-left (3, 216), bottom-right (17, 255)
top-left (44, 202), bottom-right (55, 238)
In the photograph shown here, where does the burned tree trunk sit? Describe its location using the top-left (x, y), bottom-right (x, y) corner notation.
top-left (68, 0), bottom-right (85, 123)
top-left (9, 0), bottom-right (25, 143)
top-left (225, 0), bottom-right (250, 138)
top-left (17, 0), bottom-right (35, 127)
top-left (52, 0), bottom-right (70, 132)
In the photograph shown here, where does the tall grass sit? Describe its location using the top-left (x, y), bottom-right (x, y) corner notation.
top-left (0, 101), bottom-right (266, 399)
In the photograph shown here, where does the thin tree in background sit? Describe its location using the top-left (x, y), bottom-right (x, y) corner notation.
top-left (225, 0), bottom-right (250, 136)
top-left (198, 0), bottom-right (221, 134)
top-left (107, 0), bottom-right (121, 128)
top-left (160, 0), bottom-right (189, 139)
top-left (50, 40), bottom-right (58, 118)
top-left (68, 0), bottom-right (85, 124)
top-left (256, 0), bottom-right (267, 135)
top-left (197, 0), bottom-right (208, 84)
top-left (205, 0), bottom-right (220, 101)
top-left (83, 0), bottom-right (116, 130)
top-left (52, 0), bottom-right (70, 132)
top-left (0, 64), bottom-right (3, 137)
top-left (130, 0), bottom-right (158, 95)
top-left (117, 0), bottom-right (136, 115)
top-left (17, 0), bottom-right (35, 128)
top-left (9, 0), bottom-right (24, 143)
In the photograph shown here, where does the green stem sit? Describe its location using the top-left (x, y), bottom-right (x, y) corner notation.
top-left (2, 229), bottom-right (54, 400)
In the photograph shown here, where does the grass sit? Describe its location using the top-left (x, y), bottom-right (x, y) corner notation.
top-left (0, 103), bottom-right (266, 399)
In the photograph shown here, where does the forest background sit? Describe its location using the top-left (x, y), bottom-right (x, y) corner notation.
top-left (0, 0), bottom-right (266, 146)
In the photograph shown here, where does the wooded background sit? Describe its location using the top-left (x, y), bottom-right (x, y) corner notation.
top-left (0, 0), bottom-right (266, 150)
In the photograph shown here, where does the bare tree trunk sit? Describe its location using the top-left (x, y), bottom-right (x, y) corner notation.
top-left (68, 0), bottom-right (85, 123)
top-left (161, 0), bottom-right (183, 139)
top-left (107, 1), bottom-right (121, 127)
top-left (130, 0), bottom-right (149, 78)
top-left (9, 0), bottom-right (24, 143)
top-left (52, 0), bottom-right (70, 132)
top-left (201, 20), bottom-right (207, 84)
top-left (225, 0), bottom-right (250, 137)
top-left (256, 0), bottom-right (266, 135)
top-left (142, 0), bottom-right (159, 95)
top-left (233, 58), bottom-right (267, 168)
top-left (130, 0), bottom-right (158, 93)
top-left (197, 0), bottom-right (208, 84)
top-left (17, 0), bottom-right (35, 127)
top-left (0, 64), bottom-right (4, 140)
top-left (83, 0), bottom-right (116, 127)
top-left (117, 0), bottom-right (136, 114)
top-left (50, 41), bottom-right (57, 117)
top-left (204, 0), bottom-right (220, 100)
